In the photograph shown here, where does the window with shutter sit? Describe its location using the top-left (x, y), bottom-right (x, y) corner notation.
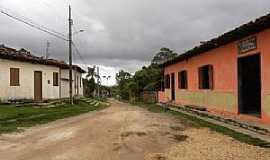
top-left (198, 65), bottom-right (214, 89)
top-left (178, 70), bottom-right (188, 89)
top-left (198, 67), bottom-right (203, 89)
top-left (10, 68), bottom-right (20, 86)
top-left (53, 72), bottom-right (59, 86)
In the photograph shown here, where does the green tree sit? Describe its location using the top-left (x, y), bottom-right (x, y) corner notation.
top-left (115, 47), bottom-right (177, 102)
top-left (134, 64), bottom-right (162, 93)
top-left (151, 47), bottom-right (177, 65)
top-left (83, 77), bottom-right (95, 97)
top-left (116, 70), bottom-right (132, 100)
top-left (84, 66), bottom-right (97, 97)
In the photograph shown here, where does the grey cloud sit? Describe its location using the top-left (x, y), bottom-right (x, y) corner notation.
top-left (0, 0), bottom-right (270, 73)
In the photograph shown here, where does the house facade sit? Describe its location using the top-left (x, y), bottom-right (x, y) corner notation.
top-left (0, 45), bottom-right (85, 102)
top-left (158, 13), bottom-right (270, 124)
top-left (60, 69), bottom-right (84, 98)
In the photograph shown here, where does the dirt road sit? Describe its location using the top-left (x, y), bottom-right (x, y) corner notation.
top-left (0, 100), bottom-right (269, 160)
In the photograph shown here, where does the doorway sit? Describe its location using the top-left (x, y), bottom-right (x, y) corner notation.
top-left (171, 73), bottom-right (175, 101)
top-left (34, 71), bottom-right (42, 101)
top-left (238, 54), bottom-right (261, 117)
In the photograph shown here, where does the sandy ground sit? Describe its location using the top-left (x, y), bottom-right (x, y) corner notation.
top-left (0, 100), bottom-right (269, 160)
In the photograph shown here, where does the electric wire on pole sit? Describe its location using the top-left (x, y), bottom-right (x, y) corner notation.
top-left (72, 42), bottom-right (88, 68)
top-left (1, 5), bottom-right (79, 104)
top-left (0, 9), bottom-right (68, 41)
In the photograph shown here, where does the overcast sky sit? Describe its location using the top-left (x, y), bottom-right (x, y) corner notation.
top-left (0, 0), bottom-right (270, 85)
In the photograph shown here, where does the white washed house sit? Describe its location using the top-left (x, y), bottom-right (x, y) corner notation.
top-left (0, 45), bottom-right (85, 102)
top-left (60, 68), bottom-right (84, 98)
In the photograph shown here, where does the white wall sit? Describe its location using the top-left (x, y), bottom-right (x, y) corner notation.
top-left (60, 69), bottom-right (84, 98)
top-left (0, 59), bottom-right (60, 101)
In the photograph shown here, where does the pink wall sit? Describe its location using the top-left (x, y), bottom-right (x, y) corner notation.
top-left (158, 91), bottom-right (167, 103)
top-left (159, 28), bottom-right (270, 124)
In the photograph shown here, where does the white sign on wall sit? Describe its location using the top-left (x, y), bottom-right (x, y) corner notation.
top-left (237, 36), bottom-right (257, 54)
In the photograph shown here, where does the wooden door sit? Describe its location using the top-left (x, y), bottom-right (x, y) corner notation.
top-left (238, 54), bottom-right (261, 117)
top-left (34, 71), bottom-right (42, 101)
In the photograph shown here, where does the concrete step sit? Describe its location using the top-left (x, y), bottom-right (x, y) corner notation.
top-left (180, 105), bottom-right (270, 136)
top-left (90, 101), bottom-right (97, 105)
top-left (163, 104), bottom-right (270, 143)
top-left (81, 98), bottom-right (104, 107)
top-left (94, 102), bottom-right (100, 107)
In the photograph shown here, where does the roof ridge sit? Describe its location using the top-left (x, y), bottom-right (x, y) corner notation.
top-left (163, 12), bottom-right (270, 67)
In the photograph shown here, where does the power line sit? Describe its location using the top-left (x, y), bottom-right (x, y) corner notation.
top-left (3, 5), bottom-right (67, 37)
top-left (17, 13), bottom-right (67, 37)
top-left (0, 5), bottom-right (67, 37)
top-left (0, 9), bottom-right (68, 41)
top-left (0, 6), bottom-right (87, 68)
top-left (72, 42), bottom-right (88, 68)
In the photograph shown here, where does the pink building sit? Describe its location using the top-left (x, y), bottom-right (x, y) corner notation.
top-left (158, 13), bottom-right (270, 124)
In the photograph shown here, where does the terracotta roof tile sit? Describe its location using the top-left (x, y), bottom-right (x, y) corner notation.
top-left (0, 45), bottom-right (86, 73)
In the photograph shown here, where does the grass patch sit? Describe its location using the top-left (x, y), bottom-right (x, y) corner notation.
top-left (135, 102), bottom-right (270, 148)
top-left (0, 99), bottom-right (107, 134)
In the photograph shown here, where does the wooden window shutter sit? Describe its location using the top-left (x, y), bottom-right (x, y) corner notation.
top-left (178, 72), bottom-right (181, 89)
top-left (10, 68), bottom-right (20, 86)
top-left (208, 65), bottom-right (214, 89)
top-left (53, 72), bottom-right (59, 86)
top-left (179, 71), bottom-right (188, 89)
top-left (198, 68), bottom-right (203, 89)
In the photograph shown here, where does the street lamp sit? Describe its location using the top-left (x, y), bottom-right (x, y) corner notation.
top-left (73, 30), bottom-right (85, 36)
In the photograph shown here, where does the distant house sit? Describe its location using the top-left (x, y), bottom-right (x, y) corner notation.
top-left (158, 13), bottom-right (270, 124)
top-left (60, 68), bottom-right (84, 98)
top-left (0, 45), bottom-right (85, 102)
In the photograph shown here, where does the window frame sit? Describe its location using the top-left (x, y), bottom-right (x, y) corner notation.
top-left (178, 70), bottom-right (188, 89)
top-left (10, 68), bottom-right (20, 86)
top-left (198, 65), bottom-right (214, 90)
top-left (53, 72), bottom-right (59, 86)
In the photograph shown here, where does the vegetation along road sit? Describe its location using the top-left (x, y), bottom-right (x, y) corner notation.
top-left (0, 99), bottom-right (269, 160)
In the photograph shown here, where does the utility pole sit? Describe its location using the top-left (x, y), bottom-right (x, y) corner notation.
top-left (45, 41), bottom-right (50, 59)
top-left (68, 5), bottom-right (73, 104)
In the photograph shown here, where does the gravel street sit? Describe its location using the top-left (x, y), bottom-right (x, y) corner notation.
top-left (0, 100), bottom-right (269, 160)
